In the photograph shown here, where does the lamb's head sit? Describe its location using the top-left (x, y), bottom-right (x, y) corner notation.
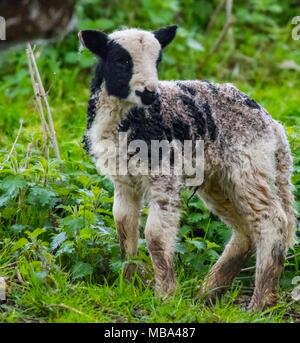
top-left (79, 26), bottom-right (177, 106)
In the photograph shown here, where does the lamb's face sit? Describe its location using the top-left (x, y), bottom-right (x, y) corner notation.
top-left (79, 26), bottom-right (177, 106)
top-left (106, 29), bottom-right (161, 106)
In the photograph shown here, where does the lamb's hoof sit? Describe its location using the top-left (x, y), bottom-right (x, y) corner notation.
top-left (247, 302), bottom-right (276, 312)
top-left (247, 301), bottom-right (261, 312)
top-left (197, 291), bottom-right (217, 307)
top-left (197, 286), bottom-right (224, 307)
top-left (247, 294), bottom-right (279, 312)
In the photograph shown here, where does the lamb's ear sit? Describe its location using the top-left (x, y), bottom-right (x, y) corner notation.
top-left (78, 30), bottom-right (108, 59)
top-left (153, 25), bottom-right (177, 48)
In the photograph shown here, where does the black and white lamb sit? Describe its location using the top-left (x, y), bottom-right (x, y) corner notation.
top-left (79, 26), bottom-right (296, 311)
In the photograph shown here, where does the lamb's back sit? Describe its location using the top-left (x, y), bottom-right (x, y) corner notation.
top-left (157, 80), bottom-right (274, 147)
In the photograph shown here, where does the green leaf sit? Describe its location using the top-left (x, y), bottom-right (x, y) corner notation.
top-left (0, 176), bottom-right (27, 207)
top-left (59, 217), bottom-right (84, 231)
top-left (51, 232), bottom-right (67, 251)
top-left (79, 227), bottom-right (94, 240)
top-left (26, 228), bottom-right (46, 240)
top-left (176, 242), bottom-right (188, 254)
top-left (187, 239), bottom-right (205, 251)
top-left (188, 212), bottom-right (210, 224)
top-left (206, 241), bottom-right (220, 249)
top-left (180, 225), bottom-right (192, 236)
top-left (207, 249), bottom-right (220, 260)
top-left (13, 238), bottom-right (29, 250)
top-left (55, 241), bottom-right (75, 257)
top-left (0, 194), bottom-right (12, 207)
top-left (0, 176), bottom-right (27, 193)
top-left (11, 224), bottom-right (28, 234)
top-left (27, 186), bottom-right (56, 207)
top-left (72, 262), bottom-right (93, 280)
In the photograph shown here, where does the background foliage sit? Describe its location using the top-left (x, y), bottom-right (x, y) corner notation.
top-left (0, 0), bottom-right (300, 322)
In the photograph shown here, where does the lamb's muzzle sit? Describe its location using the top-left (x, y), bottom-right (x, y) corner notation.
top-left (135, 89), bottom-right (158, 105)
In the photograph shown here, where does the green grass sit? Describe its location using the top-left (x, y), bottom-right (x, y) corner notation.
top-left (0, 0), bottom-right (300, 323)
top-left (1, 260), bottom-right (300, 323)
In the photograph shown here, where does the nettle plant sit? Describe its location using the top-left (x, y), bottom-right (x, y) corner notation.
top-left (0, 134), bottom-right (224, 285)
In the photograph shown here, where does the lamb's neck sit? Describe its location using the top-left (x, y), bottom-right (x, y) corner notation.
top-left (92, 88), bottom-right (133, 141)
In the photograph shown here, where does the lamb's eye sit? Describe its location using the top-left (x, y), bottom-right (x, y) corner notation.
top-left (116, 58), bottom-right (130, 65)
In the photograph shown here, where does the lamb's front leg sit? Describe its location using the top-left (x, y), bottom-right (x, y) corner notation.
top-left (145, 178), bottom-right (181, 297)
top-left (113, 182), bottom-right (142, 279)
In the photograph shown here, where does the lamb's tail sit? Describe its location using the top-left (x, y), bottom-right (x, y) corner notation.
top-left (274, 122), bottom-right (297, 248)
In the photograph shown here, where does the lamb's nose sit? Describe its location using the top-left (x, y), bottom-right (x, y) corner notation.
top-left (135, 89), bottom-right (158, 105)
top-left (144, 83), bottom-right (157, 93)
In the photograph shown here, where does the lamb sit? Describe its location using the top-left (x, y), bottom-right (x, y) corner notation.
top-left (78, 25), bottom-right (296, 311)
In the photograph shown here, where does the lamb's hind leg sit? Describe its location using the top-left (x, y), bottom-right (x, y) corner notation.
top-left (113, 182), bottom-right (141, 279)
top-left (201, 232), bottom-right (252, 303)
top-left (247, 202), bottom-right (288, 311)
top-left (229, 167), bottom-right (289, 310)
top-left (247, 124), bottom-right (297, 310)
top-left (199, 186), bottom-right (253, 302)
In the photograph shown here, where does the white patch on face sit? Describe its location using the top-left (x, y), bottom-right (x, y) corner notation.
top-left (109, 29), bottom-right (161, 106)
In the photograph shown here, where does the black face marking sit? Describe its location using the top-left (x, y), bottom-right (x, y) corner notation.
top-left (83, 41), bottom-right (134, 153)
top-left (103, 41), bottom-right (133, 99)
top-left (244, 95), bottom-right (260, 109)
top-left (177, 82), bottom-right (196, 96)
